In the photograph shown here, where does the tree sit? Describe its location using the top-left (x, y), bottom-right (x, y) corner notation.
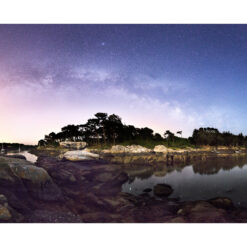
top-left (164, 130), bottom-right (175, 146)
top-left (38, 112), bottom-right (247, 148)
top-left (105, 114), bottom-right (123, 145)
top-left (154, 133), bottom-right (163, 141)
top-left (138, 127), bottom-right (154, 140)
top-left (83, 119), bottom-right (99, 144)
top-left (61, 125), bottom-right (80, 141)
top-left (95, 113), bottom-right (108, 144)
top-left (38, 139), bottom-right (46, 146)
top-left (177, 131), bottom-right (182, 138)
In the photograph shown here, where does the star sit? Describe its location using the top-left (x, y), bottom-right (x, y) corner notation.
top-left (101, 42), bottom-right (106, 46)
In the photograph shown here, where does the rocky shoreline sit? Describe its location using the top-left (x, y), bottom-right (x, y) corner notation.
top-left (1, 149), bottom-right (247, 222)
top-left (37, 144), bottom-right (247, 165)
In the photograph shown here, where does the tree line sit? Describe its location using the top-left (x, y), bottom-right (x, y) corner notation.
top-left (189, 127), bottom-right (247, 147)
top-left (38, 113), bottom-right (247, 148)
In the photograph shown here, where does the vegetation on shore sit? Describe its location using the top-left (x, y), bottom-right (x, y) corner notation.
top-left (38, 112), bottom-right (247, 149)
top-left (0, 143), bottom-right (35, 151)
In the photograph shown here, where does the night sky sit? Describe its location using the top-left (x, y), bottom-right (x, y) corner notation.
top-left (1, 24), bottom-right (247, 144)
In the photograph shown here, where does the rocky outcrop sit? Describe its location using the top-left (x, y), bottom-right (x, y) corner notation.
top-left (153, 184), bottom-right (173, 197)
top-left (61, 150), bottom-right (100, 161)
top-left (153, 145), bottom-right (168, 153)
top-left (105, 145), bottom-right (152, 154)
top-left (103, 153), bottom-right (166, 165)
top-left (0, 156), bottom-right (62, 202)
top-left (6, 150), bottom-right (247, 223)
top-left (59, 141), bottom-right (87, 150)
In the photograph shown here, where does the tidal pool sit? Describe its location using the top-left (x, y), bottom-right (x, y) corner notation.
top-left (7, 150), bottom-right (38, 163)
top-left (122, 155), bottom-right (247, 207)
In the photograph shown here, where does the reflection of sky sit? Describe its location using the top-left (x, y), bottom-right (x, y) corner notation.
top-left (122, 164), bottom-right (247, 207)
top-left (1, 25), bottom-right (247, 144)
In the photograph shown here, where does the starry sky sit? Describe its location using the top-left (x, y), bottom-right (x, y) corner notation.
top-left (1, 24), bottom-right (247, 144)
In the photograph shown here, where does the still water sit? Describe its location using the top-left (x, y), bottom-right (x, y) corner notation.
top-left (122, 155), bottom-right (247, 207)
top-left (7, 151), bottom-right (38, 163)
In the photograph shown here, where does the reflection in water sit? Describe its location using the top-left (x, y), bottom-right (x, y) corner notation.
top-left (122, 155), bottom-right (247, 207)
top-left (7, 151), bottom-right (38, 163)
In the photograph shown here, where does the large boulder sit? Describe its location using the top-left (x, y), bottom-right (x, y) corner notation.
top-left (126, 145), bottom-right (152, 153)
top-left (153, 145), bottom-right (168, 153)
top-left (0, 156), bottom-right (62, 201)
top-left (110, 145), bottom-right (152, 154)
top-left (62, 150), bottom-right (99, 161)
top-left (153, 183), bottom-right (173, 197)
top-left (59, 141), bottom-right (87, 150)
top-left (109, 145), bottom-right (128, 153)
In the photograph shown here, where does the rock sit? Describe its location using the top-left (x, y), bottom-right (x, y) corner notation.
top-left (0, 194), bottom-right (11, 221)
top-left (110, 145), bottom-right (129, 153)
top-left (110, 145), bottom-right (152, 154)
top-left (9, 163), bottom-right (62, 201)
top-left (208, 197), bottom-right (234, 209)
top-left (62, 150), bottom-right (99, 161)
top-left (126, 145), bottom-right (152, 153)
top-left (143, 188), bottom-right (152, 193)
top-left (50, 169), bottom-right (77, 184)
top-left (59, 141), bottom-right (87, 150)
top-left (180, 201), bottom-right (228, 223)
top-left (0, 205), bottom-right (11, 221)
top-left (153, 184), bottom-right (173, 197)
top-left (95, 173), bottom-right (115, 183)
top-left (0, 194), bottom-right (8, 207)
top-left (187, 201), bottom-right (227, 223)
top-left (115, 172), bottom-right (129, 185)
top-left (104, 153), bottom-right (166, 165)
top-left (153, 145), bottom-right (168, 153)
top-left (0, 156), bottom-right (62, 201)
top-left (69, 175), bottom-right (77, 183)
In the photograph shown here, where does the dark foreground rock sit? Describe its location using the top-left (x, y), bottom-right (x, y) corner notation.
top-left (0, 156), bottom-right (62, 201)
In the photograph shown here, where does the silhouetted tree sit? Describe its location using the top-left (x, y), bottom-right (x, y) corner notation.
top-left (38, 113), bottom-right (247, 148)
top-left (105, 114), bottom-right (123, 145)
top-left (94, 113), bottom-right (108, 144)
top-left (164, 130), bottom-right (175, 146)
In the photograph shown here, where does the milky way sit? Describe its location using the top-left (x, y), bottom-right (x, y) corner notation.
top-left (1, 24), bottom-right (247, 144)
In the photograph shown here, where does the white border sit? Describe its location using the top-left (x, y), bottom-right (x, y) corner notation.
top-left (0, 0), bottom-right (246, 23)
top-left (0, 0), bottom-right (247, 246)
top-left (0, 224), bottom-right (246, 247)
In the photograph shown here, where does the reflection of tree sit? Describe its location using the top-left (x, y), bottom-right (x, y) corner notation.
top-left (124, 155), bottom-right (247, 180)
top-left (126, 167), bottom-right (154, 180)
top-left (124, 162), bottom-right (188, 180)
top-left (192, 155), bottom-right (247, 175)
